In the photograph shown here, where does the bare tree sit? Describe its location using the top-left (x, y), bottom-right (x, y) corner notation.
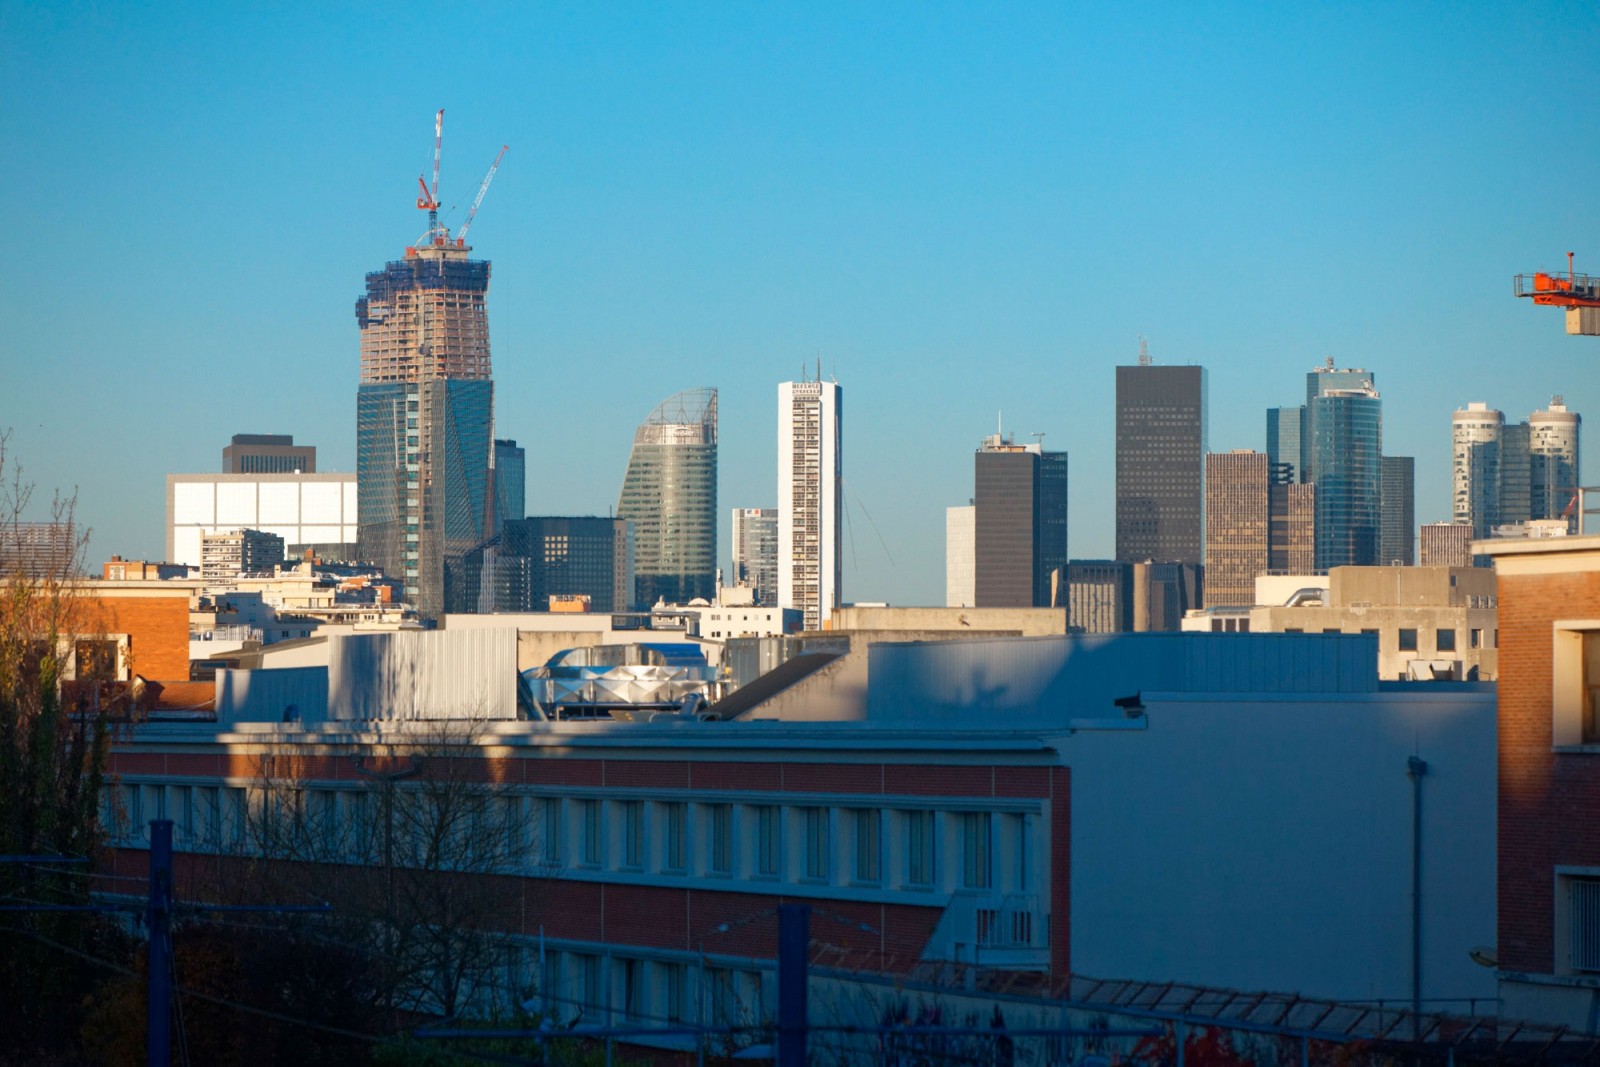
top-left (0, 429), bottom-right (123, 1058)
top-left (235, 715), bottom-right (540, 1026)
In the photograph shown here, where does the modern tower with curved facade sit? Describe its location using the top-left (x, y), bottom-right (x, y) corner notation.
top-left (1531, 396), bottom-right (1582, 529)
top-left (616, 388), bottom-right (718, 608)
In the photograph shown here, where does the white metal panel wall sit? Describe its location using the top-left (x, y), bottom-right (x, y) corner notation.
top-left (258, 481), bottom-right (300, 524)
top-left (329, 629), bottom-right (518, 721)
top-left (303, 482), bottom-right (343, 525)
top-left (173, 482), bottom-right (215, 525)
top-left (216, 482), bottom-right (257, 526)
top-left (215, 667), bottom-right (329, 725)
top-left (1067, 689), bottom-right (1496, 1003)
top-left (866, 633), bottom-right (1381, 725)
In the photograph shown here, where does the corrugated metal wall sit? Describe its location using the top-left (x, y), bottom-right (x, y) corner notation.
top-left (329, 629), bottom-right (518, 720)
top-left (216, 667), bottom-right (329, 725)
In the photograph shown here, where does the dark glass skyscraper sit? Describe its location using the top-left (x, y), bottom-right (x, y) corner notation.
top-left (973, 435), bottom-right (1069, 607)
top-left (1265, 407), bottom-right (1304, 483)
top-left (355, 245), bottom-right (495, 618)
top-left (1380, 456), bottom-right (1415, 566)
top-left (617, 388), bottom-right (718, 608)
top-left (1115, 362), bottom-right (1206, 565)
top-left (493, 516), bottom-right (632, 613)
top-left (1310, 384), bottom-right (1382, 568)
top-left (494, 438), bottom-right (526, 531)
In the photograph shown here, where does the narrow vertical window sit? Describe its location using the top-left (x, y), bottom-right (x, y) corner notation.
top-left (803, 807), bottom-right (830, 881)
top-left (664, 802), bottom-right (686, 871)
top-left (543, 798), bottom-right (563, 865)
top-left (905, 810), bottom-right (935, 886)
top-left (755, 805), bottom-right (781, 877)
top-left (962, 811), bottom-right (992, 890)
top-left (581, 800), bottom-right (601, 866)
top-left (709, 803), bottom-right (732, 875)
top-left (853, 809), bottom-right (881, 884)
top-left (622, 800), bottom-right (643, 868)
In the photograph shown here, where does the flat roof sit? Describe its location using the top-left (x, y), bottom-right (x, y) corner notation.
top-left (1472, 532), bottom-right (1600, 558)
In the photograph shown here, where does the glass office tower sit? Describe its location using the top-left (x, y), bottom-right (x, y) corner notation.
top-left (616, 388), bottom-right (718, 608)
top-left (1310, 385), bottom-right (1382, 568)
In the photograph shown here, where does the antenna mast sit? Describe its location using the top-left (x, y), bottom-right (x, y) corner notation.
top-left (1138, 335), bottom-right (1151, 366)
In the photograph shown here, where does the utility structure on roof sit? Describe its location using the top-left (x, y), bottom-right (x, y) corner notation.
top-left (356, 109), bottom-right (508, 619)
top-left (1515, 252), bottom-right (1600, 335)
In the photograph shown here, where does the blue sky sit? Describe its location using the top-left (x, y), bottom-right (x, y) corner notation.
top-left (2, 2), bottom-right (1596, 605)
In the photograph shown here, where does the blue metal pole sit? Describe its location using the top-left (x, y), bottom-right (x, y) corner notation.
top-left (777, 904), bottom-right (809, 1067)
top-left (147, 819), bottom-right (173, 1067)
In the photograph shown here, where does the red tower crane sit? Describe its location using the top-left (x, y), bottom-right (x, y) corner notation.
top-left (1514, 252), bottom-right (1600, 335)
top-left (405, 109), bottom-right (506, 252)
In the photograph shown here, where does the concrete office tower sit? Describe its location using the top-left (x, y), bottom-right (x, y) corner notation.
top-left (1310, 381), bottom-right (1382, 569)
top-left (731, 507), bottom-right (780, 606)
top-left (1531, 396), bottom-right (1581, 528)
top-left (1269, 482), bottom-right (1317, 575)
top-left (1066, 560), bottom-right (1132, 633)
top-left (1381, 456), bottom-right (1416, 566)
top-left (616, 389), bottom-right (718, 608)
top-left (1115, 361), bottom-right (1206, 564)
top-left (1452, 402), bottom-right (1504, 540)
top-left (493, 439), bottom-right (526, 531)
top-left (0, 521), bottom-right (79, 579)
top-left (945, 505), bottom-right (975, 608)
top-left (778, 378), bottom-right (842, 631)
top-left (355, 242), bottom-right (495, 619)
top-left (493, 516), bottom-right (632, 613)
top-left (1420, 522), bottom-right (1474, 568)
top-left (1302, 359), bottom-right (1376, 485)
top-left (223, 434), bottom-right (316, 474)
top-left (1265, 407), bottom-right (1304, 483)
top-left (1204, 451), bottom-right (1271, 608)
top-left (200, 528), bottom-right (285, 580)
top-left (974, 434), bottom-right (1069, 607)
top-left (1204, 451), bottom-right (1316, 607)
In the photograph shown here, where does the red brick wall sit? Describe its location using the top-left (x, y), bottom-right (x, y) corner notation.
top-left (104, 747), bottom-right (1070, 976)
top-left (1496, 568), bottom-right (1600, 973)
top-left (82, 593), bottom-right (190, 682)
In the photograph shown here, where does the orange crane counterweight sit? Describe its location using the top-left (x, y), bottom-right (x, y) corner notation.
top-left (1514, 252), bottom-right (1600, 335)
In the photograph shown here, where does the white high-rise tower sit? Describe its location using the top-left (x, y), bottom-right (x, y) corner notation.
top-left (778, 377), bottom-right (842, 630)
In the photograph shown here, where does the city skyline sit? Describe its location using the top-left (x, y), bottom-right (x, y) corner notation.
top-left (4, 6), bottom-right (1599, 607)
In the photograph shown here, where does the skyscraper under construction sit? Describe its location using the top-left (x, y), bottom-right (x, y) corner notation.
top-left (356, 111), bottom-right (505, 618)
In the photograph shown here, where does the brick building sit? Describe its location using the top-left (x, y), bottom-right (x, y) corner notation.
top-left (1478, 532), bottom-right (1600, 1029)
top-left (102, 719), bottom-right (1067, 1045)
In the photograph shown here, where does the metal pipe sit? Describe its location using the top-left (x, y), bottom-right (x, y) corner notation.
top-left (1408, 755), bottom-right (1429, 1042)
top-left (146, 819), bottom-right (174, 1067)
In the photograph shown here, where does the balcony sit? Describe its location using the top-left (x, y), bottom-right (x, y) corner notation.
top-left (921, 892), bottom-right (1049, 971)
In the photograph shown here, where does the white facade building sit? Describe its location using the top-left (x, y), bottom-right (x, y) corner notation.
top-left (777, 379), bottom-right (841, 631)
top-left (945, 505), bottom-right (974, 607)
top-left (1529, 395), bottom-right (1581, 528)
top-left (168, 473), bottom-right (358, 568)
top-left (1451, 402), bottom-right (1503, 539)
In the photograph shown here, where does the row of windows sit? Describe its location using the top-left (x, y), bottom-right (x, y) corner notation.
top-left (532, 949), bottom-right (765, 1031)
top-left (105, 784), bottom-right (1037, 897)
